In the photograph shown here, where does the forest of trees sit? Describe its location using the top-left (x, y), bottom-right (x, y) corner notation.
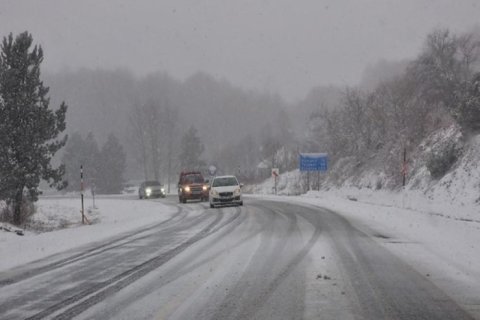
top-left (41, 28), bottom-right (480, 191)
top-left (44, 68), bottom-right (293, 184)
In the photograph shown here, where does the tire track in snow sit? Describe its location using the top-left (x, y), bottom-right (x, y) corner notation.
top-left (0, 206), bottom-right (187, 287)
top-left (23, 209), bottom-right (231, 320)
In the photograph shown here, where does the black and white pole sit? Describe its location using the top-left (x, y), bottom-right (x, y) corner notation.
top-left (402, 148), bottom-right (407, 187)
top-left (81, 165), bottom-right (85, 224)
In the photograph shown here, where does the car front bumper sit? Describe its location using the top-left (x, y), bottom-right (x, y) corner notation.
top-left (182, 191), bottom-right (209, 199)
top-left (211, 196), bottom-right (242, 205)
top-left (145, 191), bottom-right (165, 198)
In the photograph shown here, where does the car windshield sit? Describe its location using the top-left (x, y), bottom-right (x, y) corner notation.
top-left (212, 177), bottom-right (238, 187)
top-left (183, 174), bottom-right (204, 184)
top-left (145, 181), bottom-right (161, 187)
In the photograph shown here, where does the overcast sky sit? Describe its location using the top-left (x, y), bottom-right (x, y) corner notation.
top-left (1, 0), bottom-right (480, 101)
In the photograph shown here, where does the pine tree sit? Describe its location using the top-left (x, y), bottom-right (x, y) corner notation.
top-left (96, 133), bottom-right (126, 194)
top-left (0, 32), bottom-right (67, 225)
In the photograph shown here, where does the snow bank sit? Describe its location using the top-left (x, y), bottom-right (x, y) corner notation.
top-left (0, 195), bottom-right (177, 272)
top-left (249, 129), bottom-right (480, 221)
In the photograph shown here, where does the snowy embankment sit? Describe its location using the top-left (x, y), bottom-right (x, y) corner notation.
top-left (0, 195), bottom-right (177, 272)
top-left (250, 127), bottom-right (480, 222)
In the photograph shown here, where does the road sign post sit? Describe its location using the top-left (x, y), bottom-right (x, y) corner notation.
top-left (272, 168), bottom-right (279, 195)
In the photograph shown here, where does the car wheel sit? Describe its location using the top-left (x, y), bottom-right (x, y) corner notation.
top-left (182, 198), bottom-right (187, 204)
top-left (210, 203), bottom-right (214, 208)
top-left (239, 201), bottom-right (243, 206)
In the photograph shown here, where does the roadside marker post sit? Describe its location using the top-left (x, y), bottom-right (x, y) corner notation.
top-left (81, 165), bottom-right (85, 224)
top-left (272, 168), bottom-right (279, 195)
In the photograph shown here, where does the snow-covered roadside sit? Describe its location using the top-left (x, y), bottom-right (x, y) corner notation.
top-left (0, 196), bottom-right (178, 272)
top-left (248, 192), bottom-right (480, 315)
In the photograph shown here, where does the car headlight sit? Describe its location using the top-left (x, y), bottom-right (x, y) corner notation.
top-left (202, 185), bottom-right (208, 191)
top-left (161, 188), bottom-right (165, 193)
top-left (234, 188), bottom-right (241, 196)
top-left (146, 188), bottom-right (152, 195)
top-left (211, 189), bottom-right (219, 197)
top-left (185, 186), bottom-right (191, 192)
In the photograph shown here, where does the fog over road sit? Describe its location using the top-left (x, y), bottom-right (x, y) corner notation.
top-left (0, 197), bottom-right (474, 319)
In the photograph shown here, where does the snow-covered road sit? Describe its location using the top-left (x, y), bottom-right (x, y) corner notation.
top-left (0, 195), bottom-right (478, 319)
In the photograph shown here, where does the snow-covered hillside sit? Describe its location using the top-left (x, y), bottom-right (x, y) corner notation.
top-left (249, 126), bottom-right (480, 220)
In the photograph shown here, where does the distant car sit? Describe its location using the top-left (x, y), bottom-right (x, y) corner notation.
top-left (139, 181), bottom-right (166, 199)
top-left (209, 175), bottom-right (243, 208)
top-left (178, 171), bottom-right (209, 203)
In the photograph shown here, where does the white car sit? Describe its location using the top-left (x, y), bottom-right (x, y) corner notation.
top-left (209, 175), bottom-right (243, 208)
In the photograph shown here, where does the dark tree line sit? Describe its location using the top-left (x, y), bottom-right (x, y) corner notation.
top-left (62, 132), bottom-right (126, 194)
top-left (45, 69), bottom-right (292, 183)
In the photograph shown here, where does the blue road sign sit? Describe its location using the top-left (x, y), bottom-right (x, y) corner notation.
top-left (299, 153), bottom-right (328, 172)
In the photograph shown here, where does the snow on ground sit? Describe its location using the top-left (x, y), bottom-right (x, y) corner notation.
top-left (0, 195), bottom-right (178, 272)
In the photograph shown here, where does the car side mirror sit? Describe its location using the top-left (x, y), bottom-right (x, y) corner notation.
top-left (205, 179), bottom-right (209, 184)
top-left (240, 183), bottom-right (244, 188)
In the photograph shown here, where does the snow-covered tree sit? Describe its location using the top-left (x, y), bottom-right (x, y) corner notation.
top-left (0, 32), bottom-right (67, 225)
top-left (455, 72), bottom-right (480, 132)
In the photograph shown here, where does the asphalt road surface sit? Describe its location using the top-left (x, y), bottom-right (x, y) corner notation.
top-left (0, 196), bottom-right (476, 319)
